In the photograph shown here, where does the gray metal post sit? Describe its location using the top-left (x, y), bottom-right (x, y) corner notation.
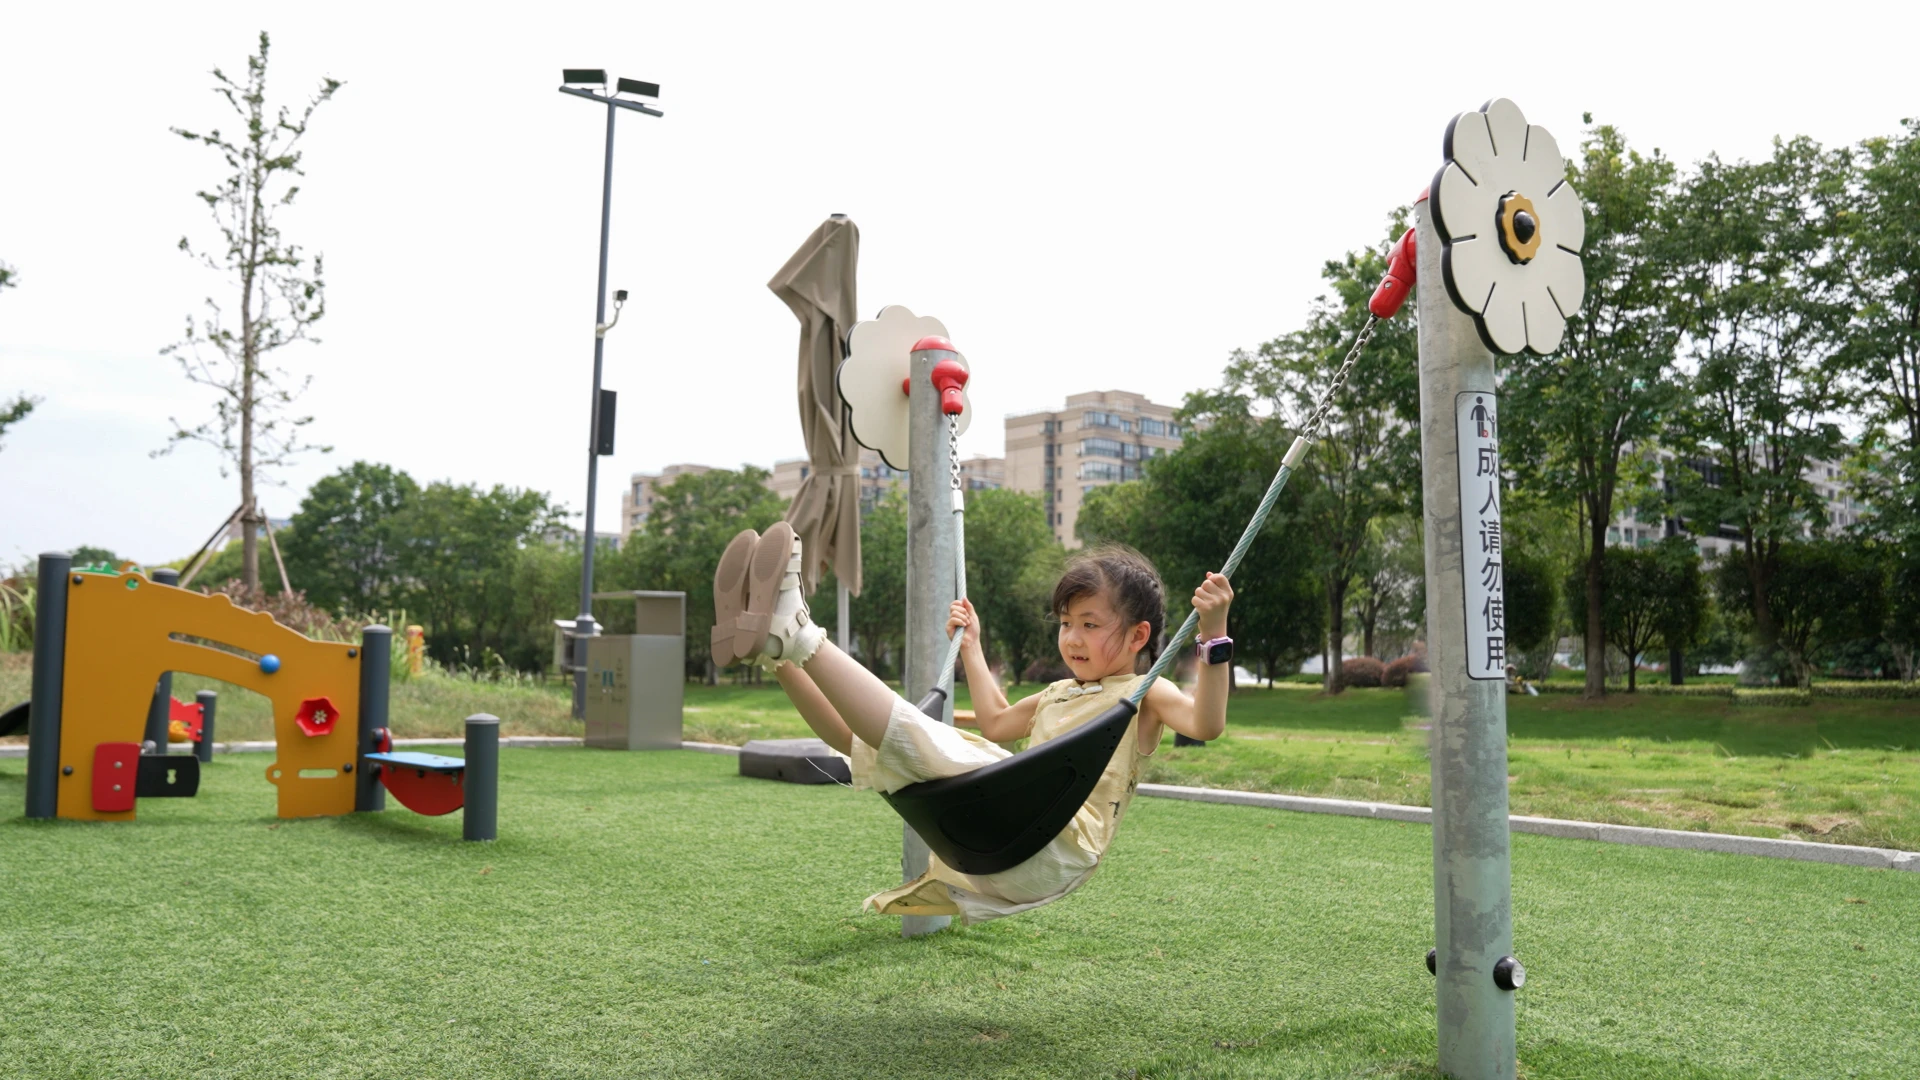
top-left (25, 552), bottom-right (71, 819)
top-left (463, 713), bottom-right (500, 841)
top-left (902, 346), bottom-right (957, 937)
top-left (143, 568), bottom-right (180, 753)
top-left (194, 691), bottom-right (217, 764)
top-left (1415, 199), bottom-right (1516, 1079)
top-left (837, 582), bottom-right (851, 653)
top-left (356, 625), bottom-right (392, 812)
top-left (573, 97), bottom-right (619, 721)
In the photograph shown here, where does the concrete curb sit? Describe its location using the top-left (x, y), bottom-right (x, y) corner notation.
top-left (1137, 783), bottom-right (1920, 873)
top-left (8, 736), bottom-right (1914, 871)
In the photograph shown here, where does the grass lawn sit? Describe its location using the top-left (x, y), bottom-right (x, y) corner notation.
top-left (677, 679), bottom-right (1920, 853)
top-left (1, 747), bottom-right (1915, 1078)
top-left (8, 651), bottom-right (1917, 849)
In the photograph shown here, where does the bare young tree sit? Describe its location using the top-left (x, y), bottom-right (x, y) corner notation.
top-left (0, 260), bottom-right (40, 451)
top-left (158, 32), bottom-right (341, 590)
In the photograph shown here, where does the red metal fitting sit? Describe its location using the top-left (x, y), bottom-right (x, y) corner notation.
top-left (930, 359), bottom-right (969, 415)
top-left (1368, 228), bottom-right (1417, 320)
top-left (911, 335), bottom-right (954, 354)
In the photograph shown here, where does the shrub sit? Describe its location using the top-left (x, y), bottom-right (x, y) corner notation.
top-left (1810, 682), bottom-right (1920, 700)
top-left (1023, 659), bottom-right (1072, 684)
top-left (1732, 688), bottom-right (1812, 707)
top-left (1383, 652), bottom-right (1428, 688)
top-left (1339, 656), bottom-right (1386, 688)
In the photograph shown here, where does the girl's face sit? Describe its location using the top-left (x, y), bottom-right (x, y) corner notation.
top-left (1055, 589), bottom-right (1150, 682)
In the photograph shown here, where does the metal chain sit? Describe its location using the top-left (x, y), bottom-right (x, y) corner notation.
top-left (1297, 313), bottom-right (1379, 447)
top-left (948, 413), bottom-right (963, 495)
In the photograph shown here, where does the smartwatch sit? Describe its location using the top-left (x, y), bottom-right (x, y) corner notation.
top-left (1197, 636), bottom-right (1234, 666)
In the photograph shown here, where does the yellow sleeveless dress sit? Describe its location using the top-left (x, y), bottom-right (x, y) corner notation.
top-left (851, 673), bottom-right (1161, 925)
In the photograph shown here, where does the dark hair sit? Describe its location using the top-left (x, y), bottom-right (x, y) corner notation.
top-left (1050, 544), bottom-right (1166, 674)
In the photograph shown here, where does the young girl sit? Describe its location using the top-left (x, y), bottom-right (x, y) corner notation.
top-left (712, 522), bottom-right (1233, 925)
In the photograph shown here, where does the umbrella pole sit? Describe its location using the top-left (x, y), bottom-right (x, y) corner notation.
top-left (837, 582), bottom-right (850, 652)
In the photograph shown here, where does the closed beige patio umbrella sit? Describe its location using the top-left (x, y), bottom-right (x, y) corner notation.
top-left (769, 215), bottom-right (861, 645)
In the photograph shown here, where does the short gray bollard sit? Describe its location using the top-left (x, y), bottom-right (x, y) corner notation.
top-left (143, 568), bottom-right (181, 754)
top-left (194, 690), bottom-right (217, 764)
top-left (463, 714), bottom-right (499, 842)
top-left (25, 552), bottom-right (72, 819)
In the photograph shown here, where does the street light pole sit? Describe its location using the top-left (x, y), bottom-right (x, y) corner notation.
top-left (559, 71), bottom-right (661, 719)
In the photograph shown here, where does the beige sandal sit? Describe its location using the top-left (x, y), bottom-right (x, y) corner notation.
top-left (711, 528), bottom-right (758, 665)
top-left (736, 521), bottom-right (824, 668)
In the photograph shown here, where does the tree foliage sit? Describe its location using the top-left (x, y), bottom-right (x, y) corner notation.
top-left (1079, 396), bottom-right (1323, 685)
top-left (1566, 540), bottom-right (1708, 691)
top-left (0, 260), bottom-right (38, 451)
top-left (1502, 122), bottom-right (1684, 698)
top-left (960, 488), bottom-right (1060, 683)
top-left (604, 467), bottom-right (788, 678)
top-left (1713, 538), bottom-right (1887, 688)
top-left (1665, 137), bottom-right (1854, 662)
top-left (158, 31), bottom-right (341, 591)
top-left (1219, 218), bottom-right (1419, 691)
top-left (279, 461), bottom-right (418, 614)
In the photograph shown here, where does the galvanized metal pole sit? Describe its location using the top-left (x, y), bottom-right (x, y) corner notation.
top-left (463, 713), bottom-right (500, 841)
top-left (901, 346), bottom-right (956, 938)
top-left (1415, 198), bottom-right (1517, 1079)
top-left (356, 625), bottom-right (392, 812)
top-left (143, 568), bottom-right (181, 754)
top-left (194, 690), bottom-right (217, 764)
top-left (573, 97), bottom-right (619, 720)
top-left (837, 582), bottom-right (851, 653)
top-left (25, 552), bottom-right (71, 819)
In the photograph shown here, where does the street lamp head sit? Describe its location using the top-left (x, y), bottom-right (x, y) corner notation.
top-left (616, 77), bottom-right (660, 99)
top-left (562, 68), bottom-right (608, 86)
top-left (614, 289), bottom-right (629, 303)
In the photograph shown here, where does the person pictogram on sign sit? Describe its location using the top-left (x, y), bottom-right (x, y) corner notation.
top-left (1469, 396), bottom-right (1494, 439)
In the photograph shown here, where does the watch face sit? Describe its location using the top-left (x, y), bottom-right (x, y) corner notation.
top-left (1207, 639), bottom-right (1233, 666)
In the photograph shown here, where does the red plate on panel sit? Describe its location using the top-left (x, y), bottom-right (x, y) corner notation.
top-left (92, 742), bottom-right (141, 812)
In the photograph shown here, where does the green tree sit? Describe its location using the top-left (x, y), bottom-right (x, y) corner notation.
top-left (1566, 542), bottom-right (1708, 691)
top-left (1080, 394), bottom-right (1322, 687)
top-left (847, 489), bottom-right (907, 677)
top-left (1221, 220), bottom-right (1420, 692)
top-left (1838, 119), bottom-right (1920, 539)
top-left (603, 467), bottom-right (787, 679)
top-left (961, 488), bottom-right (1058, 682)
top-left (0, 261), bottom-right (38, 451)
top-left (157, 32), bottom-right (342, 592)
top-left (280, 461), bottom-right (419, 613)
top-left (1888, 544), bottom-right (1920, 682)
top-left (1652, 537), bottom-right (1710, 685)
top-left (1502, 122), bottom-right (1684, 699)
top-left (1665, 138), bottom-right (1855, 671)
top-left (1713, 538), bottom-right (1887, 687)
top-left (1502, 546), bottom-right (1558, 674)
top-left (394, 482), bottom-right (564, 665)
top-left (1350, 515), bottom-right (1422, 660)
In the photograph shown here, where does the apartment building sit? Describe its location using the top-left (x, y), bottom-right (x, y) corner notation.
top-left (619, 463), bottom-right (713, 540)
top-left (1605, 453), bottom-right (1874, 558)
top-left (1004, 390), bottom-right (1184, 546)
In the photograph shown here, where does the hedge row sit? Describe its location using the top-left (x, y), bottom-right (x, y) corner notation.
top-left (1521, 680), bottom-right (1918, 701)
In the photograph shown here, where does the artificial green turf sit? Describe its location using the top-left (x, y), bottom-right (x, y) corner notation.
top-left (2, 748), bottom-right (1916, 1078)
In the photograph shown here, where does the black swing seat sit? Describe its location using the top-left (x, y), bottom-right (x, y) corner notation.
top-left (877, 691), bottom-right (1138, 876)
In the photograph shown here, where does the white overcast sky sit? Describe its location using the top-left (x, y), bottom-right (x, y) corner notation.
top-left (2, 1), bottom-right (1915, 565)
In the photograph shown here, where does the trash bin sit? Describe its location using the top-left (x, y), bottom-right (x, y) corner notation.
top-left (584, 591), bottom-right (685, 750)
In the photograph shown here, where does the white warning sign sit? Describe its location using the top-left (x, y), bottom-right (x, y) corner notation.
top-left (1457, 392), bottom-right (1504, 681)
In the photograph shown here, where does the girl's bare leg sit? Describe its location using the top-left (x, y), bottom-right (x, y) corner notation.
top-left (791, 640), bottom-right (898, 751)
top-left (775, 664), bottom-right (854, 756)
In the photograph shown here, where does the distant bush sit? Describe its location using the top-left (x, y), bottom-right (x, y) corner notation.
top-left (1732, 688), bottom-right (1812, 707)
top-left (1810, 681), bottom-right (1920, 699)
top-left (1339, 656), bottom-right (1386, 688)
top-left (1383, 652), bottom-right (1428, 688)
top-left (1023, 659), bottom-right (1072, 684)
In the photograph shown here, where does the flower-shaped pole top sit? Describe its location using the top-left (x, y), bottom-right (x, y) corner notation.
top-left (837, 305), bottom-right (972, 470)
top-left (1432, 98), bottom-right (1585, 355)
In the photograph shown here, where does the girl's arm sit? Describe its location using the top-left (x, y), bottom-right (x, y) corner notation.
top-left (1142, 573), bottom-right (1233, 744)
top-left (947, 599), bottom-right (1041, 742)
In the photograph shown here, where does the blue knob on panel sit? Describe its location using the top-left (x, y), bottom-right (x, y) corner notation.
top-left (260, 654), bottom-right (282, 675)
